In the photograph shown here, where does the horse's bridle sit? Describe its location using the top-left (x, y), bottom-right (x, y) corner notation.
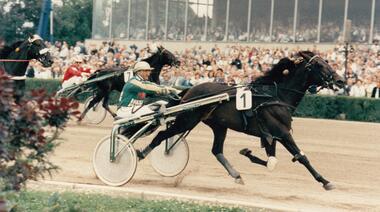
top-left (305, 55), bottom-right (335, 89)
top-left (26, 37), bottom-right (50, 63)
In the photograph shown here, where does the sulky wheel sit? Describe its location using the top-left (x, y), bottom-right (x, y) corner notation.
top-left (149, 136), bottom-right (189, 177)
top-left (84, 96), bottom-right (107, 125)
top-left (93, 135), bottom-right (137, 186)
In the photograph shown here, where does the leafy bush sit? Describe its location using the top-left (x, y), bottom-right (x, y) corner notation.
top-left (0, 72), bottom-right (79, 209)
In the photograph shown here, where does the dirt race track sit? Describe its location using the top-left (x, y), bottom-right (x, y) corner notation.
top-left (47, 115), bottom-right (380, 212)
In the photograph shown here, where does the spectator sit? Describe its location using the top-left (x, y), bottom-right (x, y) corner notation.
top-left (349, 79), bottom-right (366, 97)
top-left (371, 79), bottom-right (380, 98)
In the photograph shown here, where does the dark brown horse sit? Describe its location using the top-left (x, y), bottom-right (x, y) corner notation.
top-left (0, 34), bottom-right (53, 102)
top-left (78, 45), bottom-right (179, 121)
top-left (137, 51), bottom-right (345, 190)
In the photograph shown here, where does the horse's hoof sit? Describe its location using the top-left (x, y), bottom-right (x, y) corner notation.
top-left (239, 148), bottom-right (252, 156)
top-left (136, 150), bottom-right (145, 161)
top-left (235, 177), bottom-right (245, 185)
top-left (323, 182), bottom-right (336, 191)
top-left (266, 156), bottom-right (278, 171)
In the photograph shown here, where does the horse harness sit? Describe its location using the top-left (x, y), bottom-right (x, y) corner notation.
top-left (238, 83), bottom-right (300, 146)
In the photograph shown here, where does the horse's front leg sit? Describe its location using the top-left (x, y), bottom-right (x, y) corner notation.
top-left (279, 132), bottom-right (335, 190)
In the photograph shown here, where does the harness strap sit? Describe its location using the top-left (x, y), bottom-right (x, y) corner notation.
top-left (10, 76), bottom-right (27, 80)
top-left (251, 100), bottom-right (296, 147)
top-left (0, 59), bottom-right (30, 62)
top-left (252, 100), bottom-right (296, 113)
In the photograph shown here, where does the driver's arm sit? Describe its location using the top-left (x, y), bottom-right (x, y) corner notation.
top-left (129, 79), bottom-right (168, 95)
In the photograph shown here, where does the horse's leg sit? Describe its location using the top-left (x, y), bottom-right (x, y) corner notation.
top-left (207, 123), bottom-right (244, 184)
top-left (240, 138), bottom-right (278, 170)
top-left (265, 140), bottom-right (278, 170)
top-left (78, 92), bottom-right (104, 122)
top-left (279, 132), bottom-right (335, 190)
top-left (102, 92), bottom-right (116, 118)
top-left (136, 114), bottom-right (201, 160)
top-left (239, 148), bottom-right (267, 167)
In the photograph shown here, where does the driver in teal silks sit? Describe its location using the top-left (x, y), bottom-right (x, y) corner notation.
top-left (117, 61), bottom-right (180, 159)
top-left (117, 61), bottom-right (179, 119)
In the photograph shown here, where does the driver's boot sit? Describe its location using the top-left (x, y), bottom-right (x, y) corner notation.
top-left (136, 146), bottom-right (153, 161)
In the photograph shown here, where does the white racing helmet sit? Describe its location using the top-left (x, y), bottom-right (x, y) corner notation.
top-left (133, 61), bottom-right (154, 73)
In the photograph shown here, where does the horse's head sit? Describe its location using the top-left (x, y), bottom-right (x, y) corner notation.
top-left (26, 35), bottom-right (53, 67)
top-left (145, 44), bottom-right (179, 68)
top-left (26, 34), bottom-right (53, 67)
top-left (294, 51), bottom-right (345, 91)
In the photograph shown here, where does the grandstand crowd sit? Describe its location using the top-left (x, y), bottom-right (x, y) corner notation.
top-left (26, 40), bottom-right (380, 98)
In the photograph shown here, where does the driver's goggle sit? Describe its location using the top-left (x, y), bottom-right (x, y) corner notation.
top-left (39, 48), bottom-right (49, 55)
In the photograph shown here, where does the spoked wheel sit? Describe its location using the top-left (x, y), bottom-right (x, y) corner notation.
top-left (150, 136), bottom-right (189, 177)
top-left (84, 96), bottom-right (107, 124)
top-left (93, 135), bottom-right (137, 186)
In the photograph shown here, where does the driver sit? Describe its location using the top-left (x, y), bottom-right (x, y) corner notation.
top-left (61, 56), bottom-right (93, 89)
top-left (116, 61), bottom-right (179, 119)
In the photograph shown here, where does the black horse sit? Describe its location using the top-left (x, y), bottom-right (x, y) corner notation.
top-left (137, 51), bottom-right (345, 190)
top-left (0, 34), bottom-right (53, 102)
top-left (78, 45), bottom-right (179, 121)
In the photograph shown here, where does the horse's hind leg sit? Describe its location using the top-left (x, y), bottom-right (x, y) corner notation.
top-left (102, 92), bottom-right (116, 118)
top-left (78, 92), bottom-right (104, 122)
top-left (279, 133), bottom-right (335, 190)
top-left (207, 123), bottom-right (244, 185)
top-left (136, 113), bottom-right (201, 160)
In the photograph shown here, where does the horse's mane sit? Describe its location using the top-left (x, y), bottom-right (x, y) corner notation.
top-left (254, 51), bottom-right (316, 85)
top-left (254, 57), bottom-right (295, 84)
top-left (296, 50), bottom-right (315, 58)
top-left (87, 66), bottom-right (127, 80)
top-left (0, 41), bottom-right (23, 59)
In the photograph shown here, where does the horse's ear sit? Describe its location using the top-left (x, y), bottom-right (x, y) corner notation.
top-left (298, 51), bottom-right (312, 61)
top-left (290, 57), bottom-right (304, 64)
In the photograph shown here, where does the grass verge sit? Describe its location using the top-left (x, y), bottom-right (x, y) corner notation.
top-left (6, 190), bottom-right (254, 212)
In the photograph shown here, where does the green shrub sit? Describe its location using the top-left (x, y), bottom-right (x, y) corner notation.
top-left (296, 95), bottom-right (380, 122)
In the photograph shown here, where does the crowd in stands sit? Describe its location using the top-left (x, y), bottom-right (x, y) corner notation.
top-left (124, 20), bottom-right (379, 43)
top-left (26, 39), bottom-right (380, 98)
